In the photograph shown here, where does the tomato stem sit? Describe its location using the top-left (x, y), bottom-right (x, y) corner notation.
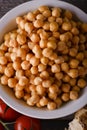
top-left (0, 120), bottom-right (10, 130)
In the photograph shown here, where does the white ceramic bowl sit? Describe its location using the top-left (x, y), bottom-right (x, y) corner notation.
top-left (0, 0), bottom-right (87, 119)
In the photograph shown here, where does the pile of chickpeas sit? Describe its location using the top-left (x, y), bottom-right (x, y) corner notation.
top-left (0, 6), bottom-right (87, 110)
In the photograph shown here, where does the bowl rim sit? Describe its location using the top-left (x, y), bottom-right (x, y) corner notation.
top-left (0, 0), bottom-right (87, 119)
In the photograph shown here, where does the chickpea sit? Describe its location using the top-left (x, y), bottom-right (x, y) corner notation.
top-left (42, 48), bottom-right (53, 58)
top-left (48, 16), bottom-right (56, 22)
top-left (61, 62), bottom-right (69, 72)
top-left (42, 80), bottom-right (52, 88)
top-left (40, 70), bottom-right (49, 79)
top-left (82, 59), bottom-right (87, 68)
top-left (50, 22), bottom-right (59, 32)
top-left (67, 69), bottom-right (78, 78)
top-left (5, 52), bottom-right (11, 62)
top-left (17, 34), bottom-right (26, 45)
top-left (61, 93), bottom-right (70, 102)
top-left (0, 75), bottom-right (9, 85)
top-left (30, 56), bottom-right (39, 66)
top-left (15, 90), bottom-right (24, 99)
top-left (0, 44), bottom-right (8, 52)
top-left (19, 76), bottom-right (28, 86)
top-left (15, 69), bottom-right (24, 79)
top-left (38, 64), bottom-right (46, 72)
top-left (0, 65), bottom-right (6, 74)
top-left (39, 97), bottom-right (48, 106)
top-left (49, 84), bottom-right (59, 94)
top-left (41, 57), bottom-right (49, 65)
top-left (8, 78), bottom-right (18, 88)
top-left (43, 22), bottom-right (50, 30)
top-left (69, 78), bottom-right (76, 86)
top-left (0, 56), bottom-right (7, 65)
top-left (62, 22), bottom-right (72, 31)
top-left (55, 56), bottom-right (64, 64)
top-left (77, 78), bottom-right (86, 88)
top-left (17, 48), bottom-right (26, 60)
top-left (36, 14), bottom-right (45, 20)
top-left (32, 45), bottom-right (42, 58)
top-left (4, 67), bottom-right (14, 77)
top-left (81, 23), bottom-right (87, 33)
top-left (47, 40), bottom-right (57, 50)
top-left (49, 53), bottom-right (58, 61)
top-left (38, 6), bottom-right (49, 13)
top-left (27, 12), bottom-right (35, 21)
top-left (52, 7), bottom-right (61, 17)
top-left (39, 39), bottom-right (47, 48)
top-left (69, 59), bottom-right (79, 68)
top-left (30, 33), bottom-right (40, 43)
top-left (16, 16), bottom-right (22, 24)
top-left (71, 27), bottom-right (79, 35)
top-left (29, 84), bottom-right (36, 92)
top-left (30, 66), bottom-right (38, 75)
top-left (47, 101), bottom-right (56, 110)
top-left (72, 36), bottom-right (79, 44)
top-left (24, 94), bottom-right (30, 101)
top-left (26, 53), bottom-right (33, 61)
top-left (40, 30), bottom-right (49, 40)
top-left (29, 75), bottom-right (35, 85)
top-left (51, 64), bottom-right (60, 73)
top-left (60, 33), bottom-right (69, 42)
top-left (33, 19), bottom-right (44, 28)
top-left (34, 77), bottom-right (42, 85)
top-left (78, 66), bottom-right (86, 77)
top-left (0, 49), bottom-right (5, 57)
top-left (64, 10), bottom-right (72, 19)
top-left (15, 83), bottom-right (24, 91)
top-left (56, 17), bottom-right (63, 25)
top-left (76, 52), bottom-right (84, 61)
top-left (48, 92), bottom-right (57, 100)
top-left (70, 90), bottom-right (79, 100)
top-left (55, 72), bottom-right (63, 80)
top-left (62, 84), bottom-right (70, 93)
top-left (25, 22), bottom-right (34, 34)
top-left (36, 85), bottom-right (46, 95)
top-left (21, 60), bottom-right (30, 70)
top-left (62, 74), bottom-right (70, 83)
top-left (72, 85), bottom-right (80, 92)
top-left (13, 61), bottom-right (21, 70)
top-left (69, 48), bottom-right (78, 57)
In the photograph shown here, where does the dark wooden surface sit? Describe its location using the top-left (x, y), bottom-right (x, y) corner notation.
top-left (0, 0), bottom-right (87, 130)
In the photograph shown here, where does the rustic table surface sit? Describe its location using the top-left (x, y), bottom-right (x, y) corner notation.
top-left (0, 0), bottom-right (87, 130)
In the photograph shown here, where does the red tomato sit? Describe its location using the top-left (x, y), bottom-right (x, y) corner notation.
top-left (0, 123), bottom-right (4, 130)
top-left (14, 115), bottom-right (41, 130)
top-left (0, 98), bottom-right (21, 121)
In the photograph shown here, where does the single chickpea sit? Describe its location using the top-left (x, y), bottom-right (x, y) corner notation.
top-left (69, 78), bottom-right (77, 86)
top-left (62, 74), bottom-right (70, 82)
top-left (39, 39), bottom-right (47, 48)
top-left (29, 75), bottom-right (35, 85)
top-left (38, 64), bottom-right (46, 72)
top-left (60, 33), bottom-right (69, 42)
top-left (43, 22), bottom-right (50, 30)
top-left (24, 94), bottom-right (30, 101)
top-left (34, 77), bottom-right (42, 85)
top-left (17, 34), bottom-right (26, 45)
top-left (30, 56), bottom-right (39, 66)
top-left (55, 56), bottom-right (64, 64)
top-left (0, 65), bottom-right (6, 74)
top-left (0, 44), bottom-right (8, 52)
top-left (61, 93), bottom-right (70, 102)
top-left (15, 69), bottom-right (24, 79)
top-left (27, 94), bottom-right (40, 106)
top-left (8, 78), bottom-right (18, 88)
top-left (36, 14), bottom-right (46, 20)
top-left (40, 70), bottom-right (49, 79)
top-left (5, 52), bottom-right (11, 62)
top-left (71, 27), bottom-right (79, 35)
top-left (72, 36), bottom-right (80, 44)
top-left (61, 62), bottom-right (69, 72)
top-left (49, 53), bottom-right (58, 61)
top-left (25, 22), bottom-right (34, 34)
top-left (47, 40), bottom-right (57, 50)
top-left (15, 90), bottom-right (24, 99)
top-left (21, 44), bottom-right (29, 53)
top-left (47, 101), bottom-right (57, 110)
top-left (16, 16), bottom-right (22, 24)
top-left (48, 60), bottom-right (54, 66)
top-left (29, 84), bottom-right (36, 92)
top-left (67, 69), bottom-right (78, 78)
top-left (69, 59), bottom-right (79, 69)
top-left (4, 33), bottom-right (10, 41)
top-left (62, 22), bottom-right (72, 31)
top-left (13, 61), bottom-right (21, 70)
top-left (43, 9), bottom-right (51, 17)
top-left (55, 97), bottom-right (62, 108)
top-left (24, 85), bottom-right (30, 93)
top-left (81, 23), bottom-right (87, 33)
top-left (36, 85), bottom-right (46, 95)
top-left (19, 76), bottom-right (29, 86)
top-left (15, 83), bottom-right (25, 91)
top-left (21, 60), bottom-right (30, 70)
top-left (33, 19), bottom-right (44, 28)
top-left (51, 64), bottom-right (60, 73)
top-left (52, 7), bottom-right (61, 17)
top-left (69, 48), bottom-right (78, 57)
top-left (70, 90), bottom-right (79, 100)
top-left (48, 16), bottom-right (56, 22)
top-left (78, 66), bottom-right (86, 77)
top-left (0, 75), bottom-right (9, 85)
top-left (42, 80), bottom-right (52, 88)
top-left (0, 56), bottom-right (7, 65)
top-left (76, 52), bottom-right (84, 61)
top-left (17, 48), bottom-right (26, 60)
top-left (4, 67), bottom-right (14, 77)
top-left (55, 72), bottom-right (63, 80)
top-left (64, 10), bottom-right (72, 19)
top-left (30, 66), bottom-right (38, 75)
top-left (39, 97), bottom-right (48, 106)
top-left (19, 19), bottom-right (26, 29)
top-left (27, 12), bottom-right (35, 21)
top-left (77, 78), bottom-right (86, 88)
top-left (39, 30), bottom-right (49, 40)
top-left (48, 92), bottom-right (57, 100)
top-left (50, 22), bottom-right (59, 32)
top-left (82, 59), bottom-right (87, 68)
top-left (53, 32), bottom-right (60, 39)
top-left (38, 6), bottom-right (49, 13)
top-left (30, 33), bottom-right (40, 43)
top-left (62, 84), bottom-right (70, 93)
top-left (32, 45), bottom-right (42, 58)
top-left (42, 48), bottom-right (53, 58)
top-left (49, 84), bottom-right (59, 94)
top-left (41, 57), bottom-right (49, 65)
top-left (26, 53), bottom-right (33, 61)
